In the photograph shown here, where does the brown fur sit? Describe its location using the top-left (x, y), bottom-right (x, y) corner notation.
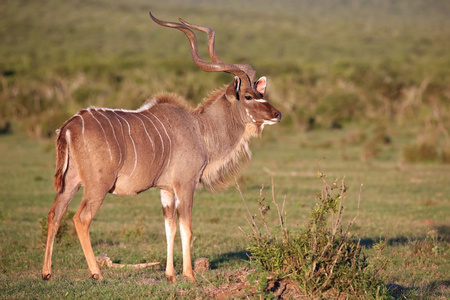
top-left (53, 132), bottom-right (67, 193)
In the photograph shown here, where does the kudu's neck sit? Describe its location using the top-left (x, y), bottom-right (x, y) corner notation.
top-left (195, 92), bottom-right (247, 159)
top-left (193, 90), bottom-right (254, 190)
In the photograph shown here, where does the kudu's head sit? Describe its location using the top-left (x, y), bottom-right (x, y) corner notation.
top-left (149, 12), bottom-right (281, 129)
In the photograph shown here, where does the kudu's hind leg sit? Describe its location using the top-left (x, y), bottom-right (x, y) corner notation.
top-left (161, 189), bottom-right (177, 282)
top-left (42, 166), bottom-right (81, 281)
top-left (73, 187), bottom-right (108, 280)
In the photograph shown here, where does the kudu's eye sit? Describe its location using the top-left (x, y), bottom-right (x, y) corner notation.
top-left (244, 95), bottom-right (252, 101)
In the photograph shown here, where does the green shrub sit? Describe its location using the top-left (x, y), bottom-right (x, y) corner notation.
top-left (315, 92), bottom-right (364, 128)
top-left (442, 147), bottom-right (450, 164)
top-left (403, 142), bottom-right (439, 163)
top-left (238, 174), bottom-right (391, 298)
top-left (40, 210), bottom-right (76, 245)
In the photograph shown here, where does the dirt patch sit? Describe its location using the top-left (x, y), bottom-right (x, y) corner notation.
top-left (204, 268), bottom-right (305, 299)
top-left (203, 269), bottom-right (255, 299)
top-left (265, 278), bottom-right (303, 299)
top-left (126, 266), bottom-right (306, 298)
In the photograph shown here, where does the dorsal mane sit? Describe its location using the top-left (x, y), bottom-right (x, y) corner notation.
top-left (138, 92), bottom-right (193, 112)
top-left (193, 86), bottom-right (227, 115)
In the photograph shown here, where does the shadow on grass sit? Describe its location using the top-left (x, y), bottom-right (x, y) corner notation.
top-left (388, 280), bottom-right (450, 299)
top-left (360, 236), bottom-right (409, 248)
top-left (209, 250), bottom-right (250, 270)
top-left (436, 225), bottom-right (450, 242)
top-left (425, 280), bottom-right (450, 296)
top-left (360, 224), bottom-right (450, 248)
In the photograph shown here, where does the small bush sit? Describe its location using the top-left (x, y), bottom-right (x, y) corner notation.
top-left (412, 229), bottom-right (440, 257)
top-left (40, 211), bottom-right (76, 245)
top-left (403, 142), bottom-right (439, 163)
top-left (315, 92), bottom-right (364, 128)
top-left (121, 217), bottom-right (146, 239)
top-left (441, 147), bottom-right (450, 164)
top-left (237, 174), bottom-right (391, 298)
top-left (0, 118), bottom-right (11, 134)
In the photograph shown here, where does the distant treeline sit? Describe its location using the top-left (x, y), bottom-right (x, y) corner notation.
top-left (1, 0), bottom-right (449, 161)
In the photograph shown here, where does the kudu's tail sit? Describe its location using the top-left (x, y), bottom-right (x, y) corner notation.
top-left (53, 129), bottom-right (69, 193)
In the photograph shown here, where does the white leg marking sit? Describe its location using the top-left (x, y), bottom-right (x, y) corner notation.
top-left (97, 110), bottom-right (123, 165)
top-left (161, 189), bottom-right (174, 208)
top-left (88, 108), bottom-right (113, 161)
top-left (161, 190), bottom-right (176, 280)
top-left (112, 112), bottom-right (138, 177)
top-left (132, 114), bottom-right (156, 163)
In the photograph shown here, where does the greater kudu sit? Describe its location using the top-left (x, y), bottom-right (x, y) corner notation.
top-left (42, 12), bottom-right (281, 283)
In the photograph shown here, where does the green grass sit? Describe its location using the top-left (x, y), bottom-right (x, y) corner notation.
top-left (1, 0), bottom-right (450, 298)
top-left (1, 127), bottom-right (449, 298)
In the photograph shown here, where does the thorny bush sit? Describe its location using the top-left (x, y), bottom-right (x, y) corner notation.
top-left (237, 173), bottom-right (392, 298)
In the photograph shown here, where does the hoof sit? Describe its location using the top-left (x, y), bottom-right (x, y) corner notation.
top-left (183, 274), bottom-right (196, 283)
top-left (42, 273), bottom-right (52, 281)
top-left (166, 275), bottom-right (176, 283)
top-left (91, 273), bottom-right (103, 280)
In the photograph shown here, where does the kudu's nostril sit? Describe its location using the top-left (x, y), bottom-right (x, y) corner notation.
top-left (274, 111), bottom-right (282, 120)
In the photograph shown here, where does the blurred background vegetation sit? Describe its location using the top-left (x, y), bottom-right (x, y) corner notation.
top-left (1, 1), bottom-right (449, 297)
top-left (1, 0), bottom-right (449, 163)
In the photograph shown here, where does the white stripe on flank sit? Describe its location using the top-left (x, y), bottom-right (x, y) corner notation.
top-left (147, 112), bottom-right (172, 166)
top-left (97, 109), bottom-right (123, 165)
top-left (110, 113), bottom-right (126, 166)
top-left (112, 111), bottom-right (138, 177)
top-left (80, 106), bottom-right (172, 172)
top-left (74, 113), bottom-right (86, 147)
top-left (88, 108), bottom-right (113, 161)
top-left (132, 114), bottom-right (156, 163)
top-left (138, 113), bottom-right (165, 161)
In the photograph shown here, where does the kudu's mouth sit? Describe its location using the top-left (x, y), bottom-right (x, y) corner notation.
top-left (264, 118), bottom-right (280, 125)
top-left (264, 111), bottom-right (282, 125)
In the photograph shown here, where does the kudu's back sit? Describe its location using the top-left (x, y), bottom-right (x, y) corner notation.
top-left (55, 96), bottom-right (205, 195)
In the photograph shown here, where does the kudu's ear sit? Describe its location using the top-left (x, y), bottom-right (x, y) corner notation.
top-left (233, 76), bottom-right (241, 100)
top-left (254, 76), bottom-right (267, 96)
top-left (234, 76), bottom-right (241, 94)
top-left (225, 76), bottom-right (241, 101)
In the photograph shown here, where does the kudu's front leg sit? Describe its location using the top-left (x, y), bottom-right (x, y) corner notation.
top-left (161, 189), bottom-right (177, 282)
top-left (174, 187), bottom-right (195, 282)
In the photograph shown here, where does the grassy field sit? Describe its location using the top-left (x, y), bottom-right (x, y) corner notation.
top-left (1, 0), bottom-right (449, 298)
top-left (1, 127), bottom-right (449, 298)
